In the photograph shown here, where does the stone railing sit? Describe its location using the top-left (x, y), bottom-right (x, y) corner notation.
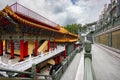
top-left (0, 45), bottom-right (65, 76)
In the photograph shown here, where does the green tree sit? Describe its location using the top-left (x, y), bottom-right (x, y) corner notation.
top-left (64, 24), bottom-right (82, 34)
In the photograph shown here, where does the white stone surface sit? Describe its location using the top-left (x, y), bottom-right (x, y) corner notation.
top-left (0, 46), bottom-right (65, 76)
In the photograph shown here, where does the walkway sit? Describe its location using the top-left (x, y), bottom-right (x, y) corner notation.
top-left (60, 51), bottom-right (83, 80)
top-left (92, 44), bottom-right (120, 80)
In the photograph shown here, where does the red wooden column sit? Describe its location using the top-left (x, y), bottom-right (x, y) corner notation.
top-left (64, 46), bottom-right (66, 58)
top-left (53, 40), bottom-right (56, 50)
top-left (58, 54), bottom-right (62, 63)
top-left (5, 40), bottom-right (7, 52)
top-left (0, 40), bottom-right (3, 56)
top-left (10, 40), bottom-right (14, 59)
top-left (36, 66), bottom-right (39, 73)
top-left (47, 40), bottom-right (50, 52)
top-left (20, 39), bottom-right (24, 61)
top-left (24, 41), bottom-right (28, 57)
top-left (74, 44), bottom-right (76, 50)
top-left (55, 57), bottom-right (58, 64)
top-left (34, 39), bottom-right (38, 56)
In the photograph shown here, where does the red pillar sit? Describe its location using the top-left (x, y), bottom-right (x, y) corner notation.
top-left (20, 74), bottom-right (26, 78)
top-left (10, 40), bottom-right (14, 59)
top-left (57, 56), bottom-right (59, 64)
top-left (64, 46), bottom-right (66, 58)
top-left (55, 57), bottom-right (58, 64)
top-left (0, 40), bottom-right (3, 56)
top-left (20, 40), bottom-right (24, 61)
top-left (24, 41), bottom-right (28, 57)
top-left (35, 40), bottom-right (38, 56)
top-left (58, 54), bottom-right (62, 63)
top-left (48, 40), bottom-right (50, 52)
top-left (5, 40), bottom-right (7, 52)
top-left (74, 44), bottom-right (76, 50)
top-left (36, 66), bottom-right (39, 73)
top-left (53, 40), bottom-right (56, 50)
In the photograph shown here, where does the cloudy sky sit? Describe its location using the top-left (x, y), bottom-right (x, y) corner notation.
top-left (0, 0), bottom-right (110, 26)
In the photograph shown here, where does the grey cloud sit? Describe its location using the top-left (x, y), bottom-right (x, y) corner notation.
top-left (0, 0), bottom-right (110, 26)
top-left (52, 6), bottom-right (64, 14)
top-left (63, 17), bottom-right (77, 25)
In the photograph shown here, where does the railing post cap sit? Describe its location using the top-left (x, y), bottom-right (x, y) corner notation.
top-left (84, 53), bottom-right (92, 60)
top-left (85, 40), bottom-right (92, 53)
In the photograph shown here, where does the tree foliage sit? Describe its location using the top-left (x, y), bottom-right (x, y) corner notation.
top-left (64, 24), bottom-right (87, 34)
